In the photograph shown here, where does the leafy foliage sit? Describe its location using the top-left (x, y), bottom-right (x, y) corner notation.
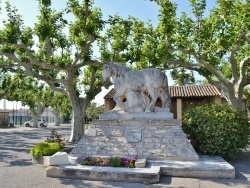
top-left (86, 102), bottom-right (104, 120)
top-left (183, 103), bottom-right (250, 159)
top-left (154, 0), bottom-right (250, 109)
top-left (30, 142), bottom-right (64, 158)
top-left (243, 88), bottom-right (250, 108)
top-left (3, 74), bottom-right (54, 127)
top-left (109, 157), bottom-right (122, 167)
top-left (0, 0), bottom-right (105, 141)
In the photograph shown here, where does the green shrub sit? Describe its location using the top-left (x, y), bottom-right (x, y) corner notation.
top-left (30, 142), bottom-right (64, 158)
top-left (109, 157), bottom-right (122, 167)
top-left (182, 103), bottom-right (250, 159)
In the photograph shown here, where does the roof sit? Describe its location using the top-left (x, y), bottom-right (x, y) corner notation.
top-left (169, 85), bottom-right (221, 98)
top-left (104, 85), bottom-right (221, 99)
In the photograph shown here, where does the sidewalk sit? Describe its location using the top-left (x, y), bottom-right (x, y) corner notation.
top-left (0, 125), bottom-right (249, 188)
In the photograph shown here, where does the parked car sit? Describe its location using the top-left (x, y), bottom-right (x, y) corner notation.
top-left (24, 119), bottom-right (47, 127)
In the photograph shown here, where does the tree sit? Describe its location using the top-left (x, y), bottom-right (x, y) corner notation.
top-left (0, 0), bottom-right (105, 141)
top-left (4, 75), bottom-right (52, 127)
top-left (98, 15), bottom-right (164, 69)
top-left (153, 0), bottom-right (250, 109)
top-left (49, 92), bottom-right (72, 126)
top-left (0, 70), bottom-right (12, 98)
top-left (86, 102), bottom-right (104, 120)
top-left (91, 0), bottom-right (250, 110)
top-left (170, 68), bottom-right (195, 85)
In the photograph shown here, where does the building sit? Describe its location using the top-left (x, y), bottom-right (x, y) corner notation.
top-left (0, 110), bottom-right (9, 127)
top-left (103, 85), bottom-right (245, 120)
top-left (5, 107), bottom-right (61, 126)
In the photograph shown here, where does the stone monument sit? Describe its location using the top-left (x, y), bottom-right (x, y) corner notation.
top-left (71, 62), bottom-right (199, 161)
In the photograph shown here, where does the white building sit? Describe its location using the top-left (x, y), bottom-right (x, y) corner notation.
top-left (4, 108), bottom-right (62, 125)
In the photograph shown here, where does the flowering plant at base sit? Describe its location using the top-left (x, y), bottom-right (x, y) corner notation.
top-left (82, 157), bottom-right (137, 168)
top-left (121, 157), bottom-right (137, 168)
top-left (45, 130), bottom-right (64, 145)
top-left (95, 158), bottom-right (110, 166)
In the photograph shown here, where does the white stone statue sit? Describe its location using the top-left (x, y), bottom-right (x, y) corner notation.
top-left (101, 62), bottom-right (171, 112)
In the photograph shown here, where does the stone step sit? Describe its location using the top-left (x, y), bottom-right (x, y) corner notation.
top-left (148, 155), bottom-right (235, 179)
top-left (45, 155), bottom-right (235, 183)
top-left (46, 164), bottom-right (161, 184)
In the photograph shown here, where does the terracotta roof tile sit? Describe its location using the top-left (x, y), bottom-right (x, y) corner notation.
top-left (104, 85), bottom-right (221, 99)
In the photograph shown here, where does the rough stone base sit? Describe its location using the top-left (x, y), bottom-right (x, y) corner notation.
top-left (71, 119), bottom-right (199, 161)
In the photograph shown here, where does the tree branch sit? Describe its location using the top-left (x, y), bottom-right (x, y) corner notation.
top-left (239, 56), bottom-right (250, 86)
top-left (89, 69), bottom-right (96, 93)
top-left (72, 34), bottom-right (96, 65)
top-left (45, 81), bottom-right (68, 96)
top-left (75, 59), bottom-right (102, 69)
top-left (168, 48), bottom-right (231, 86)
top-left (230, 31), bottom-right (247, 83)
top-left (45, 37), bottom-right (52, 61)
top-left (165, 59), bottom-right (203, 68)
top-left (0, 42), bottom-right (67, 70)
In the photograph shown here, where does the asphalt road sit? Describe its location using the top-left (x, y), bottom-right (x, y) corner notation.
top-left (0, 124), bottom-right (250, 188)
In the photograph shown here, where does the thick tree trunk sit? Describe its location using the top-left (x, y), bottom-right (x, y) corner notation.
top-left (55, 114), bottom-right (60, 126)
top-left (69, 98), bottom-right (85, 142)
top-left (30, 106), bottom-right (45, 127)
top-left (225, 83), bottom-right (245, 110)
top-left (230, 97), bottom-right (244, 109)
top-left (31, 113), bottom-right (39, 128)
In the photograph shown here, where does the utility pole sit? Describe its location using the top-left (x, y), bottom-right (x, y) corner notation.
top-left (3, 99), bottom-right (6, 110)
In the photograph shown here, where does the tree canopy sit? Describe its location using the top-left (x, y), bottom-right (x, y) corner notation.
top-left (1, 0), bottom-right (249, 141)
top-left (100, 0), bottom-right (250, 109)
top-left (0, 0), bottom-right (105, 141)
top-left (156, 0), bottom-right (250, 109)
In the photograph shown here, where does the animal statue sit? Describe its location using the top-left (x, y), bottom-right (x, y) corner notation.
top-left (101, 62), bottom-right (171, 112)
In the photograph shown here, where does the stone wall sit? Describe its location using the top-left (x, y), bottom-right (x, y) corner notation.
top-left (71, 119), bottom-right (199, 161)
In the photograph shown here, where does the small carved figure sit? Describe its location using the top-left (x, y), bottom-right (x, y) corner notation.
top-left (101, 62), bottom-right (171, 112)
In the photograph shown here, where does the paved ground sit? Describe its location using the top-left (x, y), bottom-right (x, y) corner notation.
top-left (0, 124), bottom-right (250, 188)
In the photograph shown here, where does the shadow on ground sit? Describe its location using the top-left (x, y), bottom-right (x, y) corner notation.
top-left (0, 125), bottom-right (249, 188)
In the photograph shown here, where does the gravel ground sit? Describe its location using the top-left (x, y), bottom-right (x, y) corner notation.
top-left (0, 124), bottom-right (249, 188)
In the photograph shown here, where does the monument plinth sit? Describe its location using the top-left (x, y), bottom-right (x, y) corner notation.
top-left (71, 111), bottom-right (199, 161)
top-left (71, 62), bottom-right (199, 161)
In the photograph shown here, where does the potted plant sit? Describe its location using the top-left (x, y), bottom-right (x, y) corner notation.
top-left (30, 130), bottom-right (64, 164)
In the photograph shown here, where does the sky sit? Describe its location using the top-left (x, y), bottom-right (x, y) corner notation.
top-left (0, 0), bottom-right (216, 109)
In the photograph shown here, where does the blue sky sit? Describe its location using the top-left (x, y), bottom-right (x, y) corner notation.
top-left (0, 0), bottom-right (217, 108)
top-left (0, 0), bottom-right (216, 27)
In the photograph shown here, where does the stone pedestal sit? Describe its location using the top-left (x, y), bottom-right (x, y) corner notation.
top-left (71, 118), bottom-right (199, 161)
top-left (99, 109), bottom-right (173, 120)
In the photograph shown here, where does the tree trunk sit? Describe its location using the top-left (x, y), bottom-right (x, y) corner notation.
top-left (225, 83), bottom-right (245, 110)
top-left (69, 98), bottom-right (85, 142)
top-left (31, 112), bottom-right (39, 128)
top-left (227, 92), bottom-right (243, 109)
top-left (52, 109), bottom-right (61, 126)
top-left (30, 106), bottom-right (45, 127)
